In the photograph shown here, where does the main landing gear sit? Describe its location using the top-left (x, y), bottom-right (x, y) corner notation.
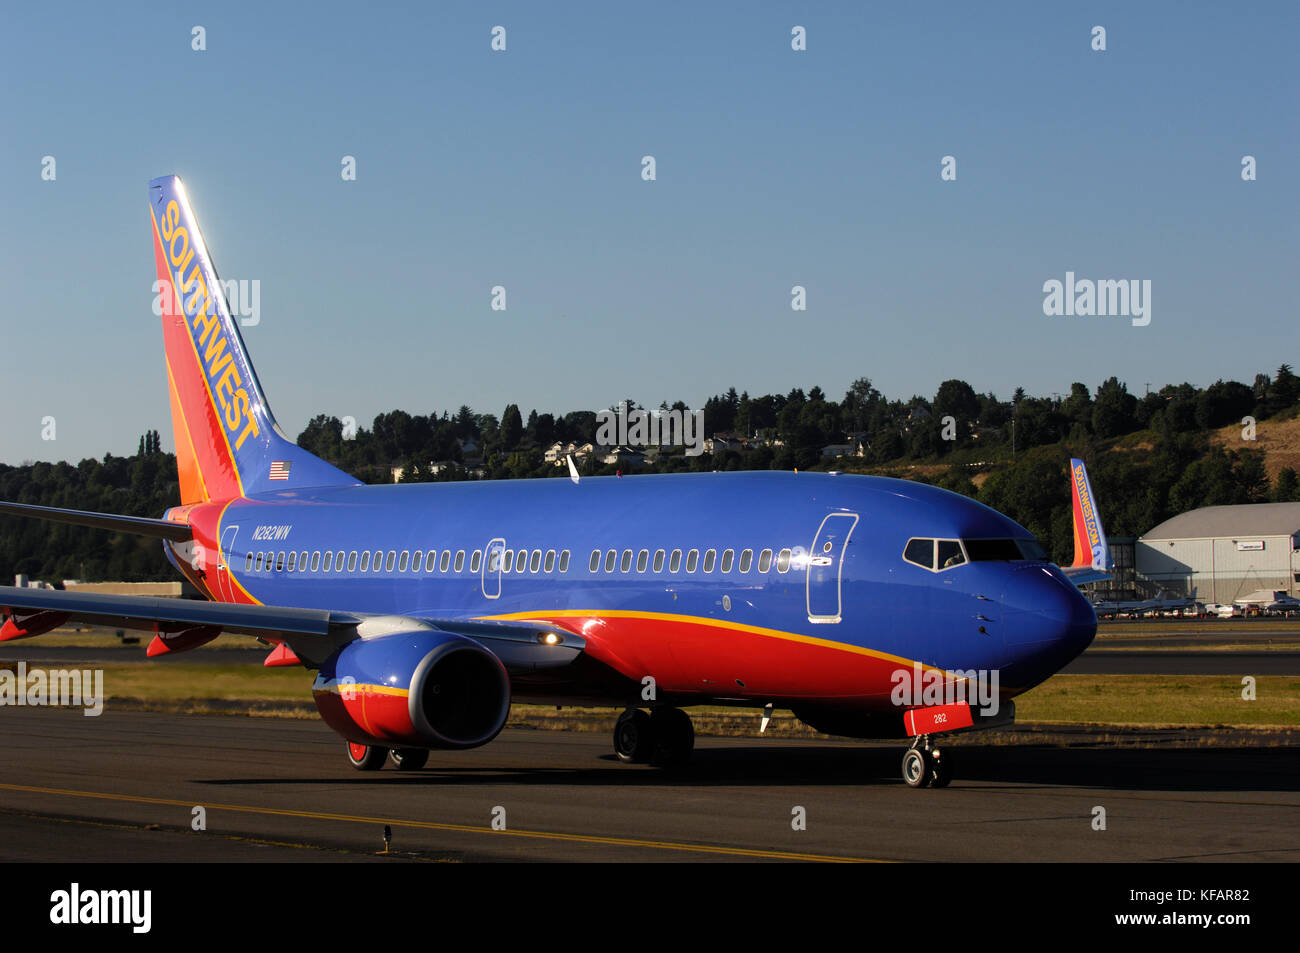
top-left (901, 736), bottom-right (953, 789)
top-left (345, 742), bottom-right (429, 771)
top-left (613, 707), bottom-right (694, 766)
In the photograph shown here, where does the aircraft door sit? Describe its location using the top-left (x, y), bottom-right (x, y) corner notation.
top-left (482, 537), bottom-right (506, 600)
top-left (215, 525), bottom-right (239, 602)
top-left (807, 512), bottom-right (859, 623)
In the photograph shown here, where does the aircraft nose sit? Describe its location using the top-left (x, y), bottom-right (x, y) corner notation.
top-left (1001, 565), bottom-right (1097, 691)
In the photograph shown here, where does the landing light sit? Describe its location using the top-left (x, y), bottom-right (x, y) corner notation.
top-left (537, 632), bottom-right (561, 645)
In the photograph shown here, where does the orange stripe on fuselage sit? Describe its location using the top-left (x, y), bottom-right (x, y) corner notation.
top-left (479, 609), bottom-right (954, 701)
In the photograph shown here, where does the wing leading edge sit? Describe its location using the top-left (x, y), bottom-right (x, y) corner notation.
top-left (0, 586), bottom-right (585, 674)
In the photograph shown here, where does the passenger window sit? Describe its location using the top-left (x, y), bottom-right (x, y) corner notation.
top-left (470, 550), bottom-right (482, 573)
top-left (503, 550), bottom-right (514, 573)
top-left (310, 551), bottom-right (321, 572)
top-left (324, 551), bottom-right (334, 572)
top-left (440, 550), bottom-right (451, 572)
top-left (348, 551), bottom-right (358, 572)
top-left (636, 550), bottom-right (648, 572)
top-left (544, 550), bottom-right (556, 573)
top-left (559, 550), bottom-right (570, 572)
top-left (686, 549), bottom-right (699, 572)
top-left (670, 549), bottom-right (682, 572)
top-left (904, 538), bottom-right (935, 571)
top-left (653, 550), bottom-right (665, 572)
top-left (530, 550), bottom-right (542, 573)
top-left (411, 551), bottom-right (422, 572)
top-left (516, 549), bottom-right (527, 573)
top-left (703, 549), bottom-right (716, 573)
top-left (621, 549), bottom-right (633, 573)
top-left (286, 551), bottom-right (297, 572)
top-left (454, 550), bottom-right (465, 572)
top-left (336, 551), bottom-right (345, 572)
top-left (360, 551), bottom-right (371, 572)
top-left (605, 549), bottom-right (616, 573)
top-left (776, 549), bottom-right (792, 573)
top-left (398, 551), bottom-right (409, 572)
top-left (937, 540), bottom-right (965, 570)
top-left (758, 549), bottom-right (773, 572)
top-left (372, 550), bottom-right (383, 572)
top-left (299, 551), bottom-right (308, 571)
top-left (255, 553), bottom-right (264, 572)
top-left (721, 549), bottom-right (734, 572)
top-left (739, 549), bottom-right (752, 572)
top-left (590, 550), bottom-right (600, 572)
top-left (385, 551), bottom-right (396, 572)
top-left (276, 552), bottom-right (285, 572)
top-left (245, 553), bottom-right (253, 572)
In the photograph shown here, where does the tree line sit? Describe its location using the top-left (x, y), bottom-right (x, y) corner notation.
top-left (1, 369), bottom-right (1296, 580)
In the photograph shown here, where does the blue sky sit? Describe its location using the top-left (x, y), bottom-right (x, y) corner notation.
top-left (1, 1), bottom-right (1295, 463)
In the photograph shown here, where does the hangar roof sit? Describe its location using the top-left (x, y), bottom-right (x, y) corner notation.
top-left (1142, 502), bottom-right (1300, 541)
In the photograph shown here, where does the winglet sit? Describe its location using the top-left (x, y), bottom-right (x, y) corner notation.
top-left (1067, 458), bottom-right (1112, 574)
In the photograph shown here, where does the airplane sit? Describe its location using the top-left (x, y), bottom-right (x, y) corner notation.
top-left (1233, 590), bottom-right (1300, 616)
top-left (0, 175), bottom-right (1109, 789)
top-left (1091, 589), bottom-right (1200, 619)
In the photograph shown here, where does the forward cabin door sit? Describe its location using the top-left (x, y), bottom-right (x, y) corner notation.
top-left (806, 512), bottom-right (859, 623)
top-left (482, 537), bottom-right (506, 600)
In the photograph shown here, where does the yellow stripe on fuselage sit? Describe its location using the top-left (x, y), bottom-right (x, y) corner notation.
top-left (476, 608), bottom-right (950, 674)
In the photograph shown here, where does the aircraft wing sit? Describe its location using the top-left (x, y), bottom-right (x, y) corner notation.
top-left (0, 585), bottom-right (584, 674)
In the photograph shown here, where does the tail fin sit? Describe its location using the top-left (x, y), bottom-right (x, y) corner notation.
top-left (149, 175), bottom-right (357, 503)
top-left (1068, 458), bottom-right (1112, 574)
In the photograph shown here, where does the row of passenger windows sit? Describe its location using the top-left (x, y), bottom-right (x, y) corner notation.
top-left (587, 547), bottom-right (795, 575)
top-left (245, 547), bottom-right (571, 576)
top-left (243, 544), bottom-right (799, 577)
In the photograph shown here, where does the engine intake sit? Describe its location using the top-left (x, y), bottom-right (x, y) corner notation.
top-left (313, 631), bottom-right (510, 750)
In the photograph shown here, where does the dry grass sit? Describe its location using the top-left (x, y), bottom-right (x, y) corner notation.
top-left (1013, 674), bottom-right (1300, 727)
top-left (1208, 408), bottom-right (1300, 480)
top-left (6, 661), bottom-right (1295, 734)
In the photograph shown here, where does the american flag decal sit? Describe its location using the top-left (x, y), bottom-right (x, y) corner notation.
top-left (269, 461), bottom-right (292, 481)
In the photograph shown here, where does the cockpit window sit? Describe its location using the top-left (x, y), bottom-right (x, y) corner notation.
top-left (963, 538), bottom-right (1046, 561)
top-left (1016, 538), bottom-right (1048, 560)
top-left (904, 537), bottom-right (970, 572)
top-left (937, 540), bottom-right (966, 569)
top-left (904, 538), bottom-right (934, 570)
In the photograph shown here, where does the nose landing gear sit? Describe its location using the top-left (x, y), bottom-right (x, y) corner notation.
top-left (901, 736), bottom-right (954, 788)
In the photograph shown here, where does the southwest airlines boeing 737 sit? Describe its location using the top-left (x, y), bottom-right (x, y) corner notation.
top-left (0, 176), bottom-right (1112, 788)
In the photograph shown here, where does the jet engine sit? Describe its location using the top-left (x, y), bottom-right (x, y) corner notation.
top-left (312, 631), bottom-right (510, 750)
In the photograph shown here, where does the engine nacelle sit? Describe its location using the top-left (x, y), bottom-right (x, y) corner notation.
top-left (312, 631), bottom-right (510, 750)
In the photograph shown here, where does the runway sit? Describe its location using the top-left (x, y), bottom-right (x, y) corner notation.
top-left (0, 707), bottom-right (1296, 863)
